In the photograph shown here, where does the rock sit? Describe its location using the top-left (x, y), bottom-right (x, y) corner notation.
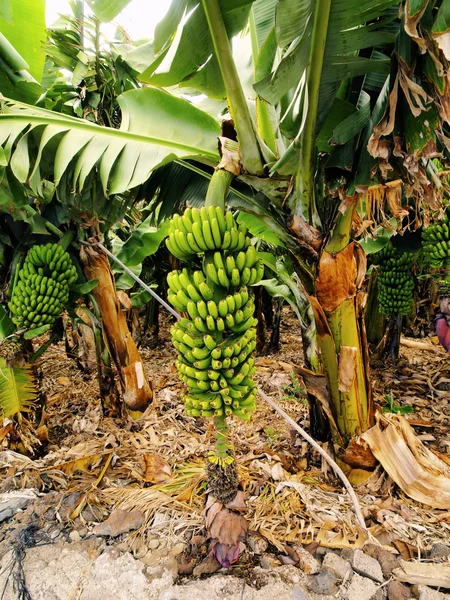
top-left (427, 543), bottom-right (450, 561)
top-left (0, 544), bottom-right (174, 600)
top-left (177, 553), bottom-right (197, 576)
top-left (148, 538), bottom-right (160, 550)
top-left (292, 589), bottom-right (309, 600)
top-left (169, 542), bottom-right (186, 557)
top-left (352, 549), bottom-right (384, 583)
top-left (322, 552), bottom-right (352, 580)
top-left (417, 585), bottom-right (450, 600)
top-left (248, 530), bottom-right (269, 555)
top-left (364, 544), bottom-right (400, 577)
top-left (421, 586), bottom-right (450, 599)
top-left (69, 531), bottom-right (81, 543)
top-left (387, 581), bottom-right (412, 600)
top-left (192, 554), bottom-right (221, 576)
top-left (276, 565), bottom-right (303, 586)
top-left (81, 505), bottom-right (103, 522)
top-left (93, 509), bottom-right (144, 537)
top-left (347, 573), bottom-right (378, 600)
top-left (0, 490), bottom-right (36, 522)
top-left (159, 574), bottom-right (299, 600)
top-left (310, 568), bottom-right (338, 595)
top-left (260, 554), bottom-right (282, 570)
top-left (292, 545), bottom-right (321, 575)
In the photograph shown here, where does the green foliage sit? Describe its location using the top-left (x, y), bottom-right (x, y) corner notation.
top-left (282, 371), bottom-right (307, 403)
top-left (0, 359), bottom-right (38, 418)
top-left (0, 305), bottom-right (15, 341)
top-left (0, 87), bottom-right (221, 198)
top-left (0, 0), bottom-right (46, 103)
top-left (382, 393), bottom-right (414, 415)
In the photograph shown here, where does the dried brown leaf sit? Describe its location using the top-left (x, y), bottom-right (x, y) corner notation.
top-left (341, 438), bottom-right (377, 470)
top-left (368, 74), bottom-right (399, 159)
top-left (289, 215), bottom-right (323, 251)
top-left (362, 415), bottom-right (450, 509)
top-left (316, 243), bottom-right (357, 312)
top-left (217, 137), bottom-right (240, 176)
top-left (393, 560), bottom-right (450, 587)
top-left (117, 291), bottom-right (132, 310)
top-left (142, 454), bottom-right (172, 484)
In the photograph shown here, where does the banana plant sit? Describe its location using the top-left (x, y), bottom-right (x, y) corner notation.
top-left (0, 0), bottom-right (449, 445)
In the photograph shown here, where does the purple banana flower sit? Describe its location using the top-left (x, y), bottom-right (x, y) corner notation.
top-left (436, 313), bottom-right (450, 351)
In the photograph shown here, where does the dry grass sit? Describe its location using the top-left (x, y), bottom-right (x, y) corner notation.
top-left (1, 310), bottom-right (450, 554)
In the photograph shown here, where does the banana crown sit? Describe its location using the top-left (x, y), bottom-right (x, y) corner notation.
top-left (8, 243), bottom-right (77, 330)
top-left (166, 207), bottom-right (262, 422)
top-left (376, 244), bottom-right (414, 316)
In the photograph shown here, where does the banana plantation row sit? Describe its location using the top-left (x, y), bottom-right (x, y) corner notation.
top-left (0, 0), bottom-right (449, 566)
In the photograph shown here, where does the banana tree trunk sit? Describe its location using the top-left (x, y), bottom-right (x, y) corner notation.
top-left (311, 203), bottom-right (374, 444)
top-left (80, 244), bottom-right (153, 413)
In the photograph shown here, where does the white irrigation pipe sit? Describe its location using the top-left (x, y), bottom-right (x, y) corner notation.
top-left (257, 387), bottom-right (368, 531)
top-left (81, 240), bottom-right (181, 321)
top-left (89, 240), bottom-right (367, 531)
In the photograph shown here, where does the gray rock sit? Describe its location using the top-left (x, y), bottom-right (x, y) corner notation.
top-left (387, 580), bottom-right (411, 600)
top-left (93, 509), bottom-right (144, 537)
top-left (322, 552), bottom-right (352, 580)
top-left (0, 490), bottom-right (36, 522)
top-left (292, 588), bottom-right (309, 600)
top-left (248, 530), bottom-right (269, 555)
top-left (310, 568), bottom-right (338, 595)
top-left (0, 544), bottom-right (173, 600)
top-left (293, 545), bottom-right (321, 575)
top-left (428, 543), bottom-right (450, 561)
top-left (364, 544), bottom-right (400, 577)
top-left (352, 549), bottom-right (384, 583)
top-left (346, 573), bottom-right (378, 600)
top-left (81, 505), bottom-right (103, 522)
top-left (417, 585), bottom-right (450, 600)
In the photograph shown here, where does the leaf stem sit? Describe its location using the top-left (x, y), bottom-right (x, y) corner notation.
top-left (294, 0), bottom-right (332, 221)
top-left (201, 0), bottom-right (264, 175)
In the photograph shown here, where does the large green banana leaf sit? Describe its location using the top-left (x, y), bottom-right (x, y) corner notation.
top-left (0, 0), bottom-right (46, 103)
top-left (0, 87), bottom-right (221, 196)
top-left (255, 0), bottom-right (399, 122)
top-left (86, 0), bottom-right (132, 22)
top-left (140, 0), bottom-right (256, 99)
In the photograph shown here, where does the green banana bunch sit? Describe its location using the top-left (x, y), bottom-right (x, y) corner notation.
top-left (166, 206), bottom-right (251, 258)
top-left (375, 243), bottom-right (414, 316)
top-left (8, 243), bottom-right (78, 330)
top-left (166, 206), bottom-right (263, 422)
top-left (422, 213), bottom-right (450, 267)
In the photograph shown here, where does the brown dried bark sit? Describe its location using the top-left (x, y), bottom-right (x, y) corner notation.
top-left (80, 243), bottom-right (153, 412)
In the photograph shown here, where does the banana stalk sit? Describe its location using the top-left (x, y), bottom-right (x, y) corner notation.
top-left (79, 243), bottom-right (153, 414)
top-left (312, 203), bottom-right (374, 443)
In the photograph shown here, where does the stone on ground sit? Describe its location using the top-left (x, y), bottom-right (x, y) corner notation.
top-left (352, 549), bottom-right (384, 583)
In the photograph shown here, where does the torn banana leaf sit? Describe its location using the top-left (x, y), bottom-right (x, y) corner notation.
top-left (362, 414), bottom-right (450, 509)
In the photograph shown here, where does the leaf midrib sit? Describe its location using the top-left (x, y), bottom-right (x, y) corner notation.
top-left (0, 114), bottom-right (221, 160)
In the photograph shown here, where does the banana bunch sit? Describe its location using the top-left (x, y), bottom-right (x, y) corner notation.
top-left (8, 243), bottom-right (78, 330)
top-left (166, 207), bottom-right (263, 422)
top-left (166, 206), bottom-right (251, 259)
top-left (376, 244), bottom-right (414, 316)
top-left (422, 214), bottom-right (450, 267)
top-left (439, 280), bottom-right (450, 299)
